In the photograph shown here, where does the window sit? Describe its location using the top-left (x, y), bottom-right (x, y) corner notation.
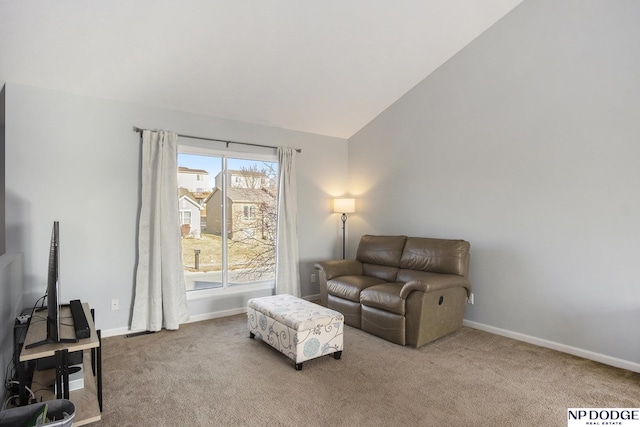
top-left (177, 148), bottom-right (278, 292)
top-left (179, 210), bottom-right (192, 225)
top-left (243, 205), bottom-right (256, 220)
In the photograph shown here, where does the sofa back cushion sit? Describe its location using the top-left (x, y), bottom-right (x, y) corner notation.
top-left (357, 235), bottom-right (407, 281)
top-left (356, 235), bottom-right (407, 267)
top-left (362, 263), bottom-right (400, 282)
top-left (400, 237), bottom-right (470, 277)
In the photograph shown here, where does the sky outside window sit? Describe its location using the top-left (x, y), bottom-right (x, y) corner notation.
top-left (178, 154), bottom-right (267, 189)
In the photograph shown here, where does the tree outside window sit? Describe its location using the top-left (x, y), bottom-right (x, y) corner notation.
top-left (178, 153), bottom-right (278, 291)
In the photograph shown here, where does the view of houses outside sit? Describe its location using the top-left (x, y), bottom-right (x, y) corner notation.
top-left (178, 154), bottom-right (278, 291)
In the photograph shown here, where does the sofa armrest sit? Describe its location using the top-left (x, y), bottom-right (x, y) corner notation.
top-left (400, 275), bottom-right (471, 299)
top-left (315, 260), bottom-right (363, 307)
top-left (314, 260), bottom-right (363, 280)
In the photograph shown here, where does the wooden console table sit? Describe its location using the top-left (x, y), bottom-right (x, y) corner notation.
top-left (19, 303), bottom-right (102, 426)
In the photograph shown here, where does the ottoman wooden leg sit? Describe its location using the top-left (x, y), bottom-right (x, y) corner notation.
top-left (295, 362), bottom-right (303, 371)
top-left (249, 332), bottom-right (255, 339)
top-left (333, 351), bottom-right (342, 360)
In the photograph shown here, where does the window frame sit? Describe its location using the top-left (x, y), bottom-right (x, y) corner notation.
top-left (179, 210), bottom-right (192, 225)
top-left (177, 143), bottom-right (278, 300)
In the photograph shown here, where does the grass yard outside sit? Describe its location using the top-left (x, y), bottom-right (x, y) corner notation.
top-left (181, 232), bottom-right (274, 274)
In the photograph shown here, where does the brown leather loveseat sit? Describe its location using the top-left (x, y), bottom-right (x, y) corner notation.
top-left (314, 235), bottom-right (471, 347)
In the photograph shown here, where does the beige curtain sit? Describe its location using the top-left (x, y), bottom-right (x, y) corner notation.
top-left (131, 130), bottom-right (189, 331)
top-left (275, 147), bottom-right (301, 296)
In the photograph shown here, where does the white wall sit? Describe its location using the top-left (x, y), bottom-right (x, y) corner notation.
top-left (348, 0), bottom-right (640, 370)
top-left (4, 83), bottom-right (348, 333)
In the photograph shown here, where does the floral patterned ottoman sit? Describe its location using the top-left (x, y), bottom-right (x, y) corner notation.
top-left (247, 294), bottom-right (344, 370)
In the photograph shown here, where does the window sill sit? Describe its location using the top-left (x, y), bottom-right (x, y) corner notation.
top-left (186, 281), bottom-right (274, 300)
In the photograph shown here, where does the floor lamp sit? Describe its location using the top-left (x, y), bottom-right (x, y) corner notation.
top-left (333, 198), bottom-right (355, 259)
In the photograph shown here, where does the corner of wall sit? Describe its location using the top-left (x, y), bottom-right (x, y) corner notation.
top-left (1, 83), bottom-right (5, 256)
top-left (0, 252), bottom-right (25, 403)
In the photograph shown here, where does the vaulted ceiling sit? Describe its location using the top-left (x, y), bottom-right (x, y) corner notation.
top-left (0, 1), bottom-right (523, 138)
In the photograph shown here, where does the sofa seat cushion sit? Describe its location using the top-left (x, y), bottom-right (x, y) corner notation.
top-left (362, 263), bottom-right (400, 282)
top-left (360, 282), bottom-right (405, 315)
top-left (327, 276), bottom-right (388, 303)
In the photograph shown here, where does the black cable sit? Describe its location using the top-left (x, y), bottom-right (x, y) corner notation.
top-left (5, 292), bottom-right (48, 391)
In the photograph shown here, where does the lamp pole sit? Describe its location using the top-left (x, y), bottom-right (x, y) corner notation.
top-left (341, 213), bottom-right (348, 259)
top-left (333, 198), bottom-right (355, 260)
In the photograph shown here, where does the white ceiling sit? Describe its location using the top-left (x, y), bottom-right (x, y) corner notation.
top-left (0, 1), bottom-right (522, 139)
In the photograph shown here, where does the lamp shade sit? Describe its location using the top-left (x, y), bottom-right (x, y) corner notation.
top-left (333, 198), bottom-right (355, 214)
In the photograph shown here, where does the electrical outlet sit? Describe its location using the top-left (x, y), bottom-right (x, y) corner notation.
top-left (467, 293), bottom-right (474, 305)
top-left (111, 299), bottom-right (119, 311)
top-left (311, 273), bottom-right (316, 283)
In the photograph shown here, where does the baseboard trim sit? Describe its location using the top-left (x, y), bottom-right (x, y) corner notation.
top-left (102, 294), bottom-right (321, 338)
top-left (463, 319), bottom-right (640, 373)
top-left (101, 327), bottom-right (131, 338)
top-left (302, 293), bottom-right (320, 302)
top-left (186, 307), bottom-right (247, 323)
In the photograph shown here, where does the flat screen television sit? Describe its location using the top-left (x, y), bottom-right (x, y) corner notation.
top-left (26, 221), bottom-right (77, 349)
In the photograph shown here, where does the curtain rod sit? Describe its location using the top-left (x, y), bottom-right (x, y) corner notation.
top-left (133, 126), bottom-right (301, 153)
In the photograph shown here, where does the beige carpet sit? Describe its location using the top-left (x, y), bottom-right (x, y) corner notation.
top-left (98, 314), bottom-right (639, 426)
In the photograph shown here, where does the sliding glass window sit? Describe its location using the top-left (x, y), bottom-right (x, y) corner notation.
top-left (177, 148), bottom-right (278, 292)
